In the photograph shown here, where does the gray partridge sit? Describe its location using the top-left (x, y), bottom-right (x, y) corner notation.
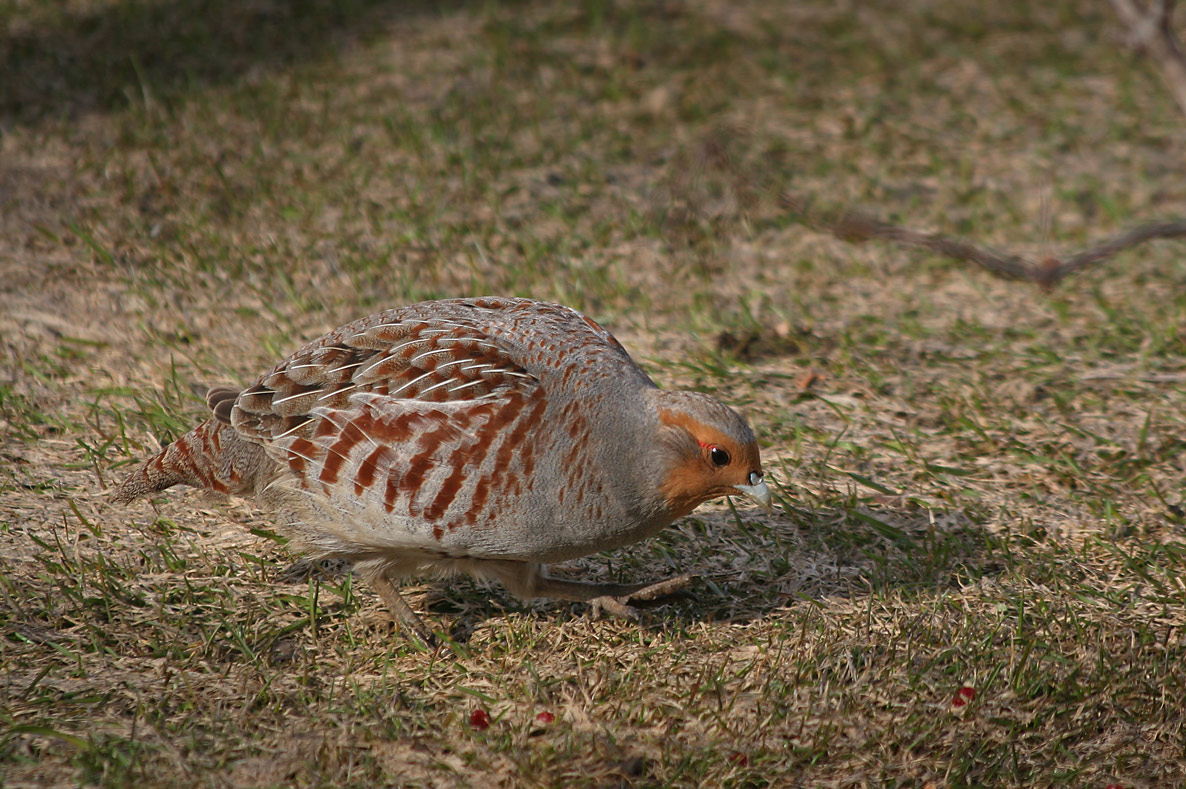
top-left (112, 297), bottom-right (770, 641)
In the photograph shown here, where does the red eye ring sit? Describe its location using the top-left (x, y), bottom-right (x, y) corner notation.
top-left (697, 439), bottom-right (732, 467)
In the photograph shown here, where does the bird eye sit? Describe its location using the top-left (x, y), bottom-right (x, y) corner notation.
top-left (709, 445), bottom-right (731, 467)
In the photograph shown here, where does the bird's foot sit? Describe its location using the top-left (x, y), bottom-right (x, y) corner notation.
top-left (589, 574), bottom-right (693, 619)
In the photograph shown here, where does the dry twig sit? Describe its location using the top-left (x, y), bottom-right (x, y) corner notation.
top-left (1109, 0), bottom-right (1186, 116)
top-left (780, 191), bottom-right (1186, 288)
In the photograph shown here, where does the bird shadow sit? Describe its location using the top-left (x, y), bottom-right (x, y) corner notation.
top-left (679, 502), bottom-right (1006, 628)
top-left (395, 500), bottom-right (1010, 642)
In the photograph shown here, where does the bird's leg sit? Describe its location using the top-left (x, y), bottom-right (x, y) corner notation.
top-left (485, 561), bottom-right (692, 620)
top-left (370, 570), bottom-right (437, 648)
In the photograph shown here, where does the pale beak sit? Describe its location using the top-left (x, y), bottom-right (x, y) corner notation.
top-left (732, 471), bottom-right (772, 513)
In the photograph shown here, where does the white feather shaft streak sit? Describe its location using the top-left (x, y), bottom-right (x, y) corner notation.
top-left (271, 388), bottom-right (326, 405)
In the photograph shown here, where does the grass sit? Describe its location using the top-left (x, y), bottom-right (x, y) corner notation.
top-left (3, 0), bottom-right (1186, 785)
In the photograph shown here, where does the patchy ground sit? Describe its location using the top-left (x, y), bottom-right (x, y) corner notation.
top-left (3, 0), bottom-right (1186, 785)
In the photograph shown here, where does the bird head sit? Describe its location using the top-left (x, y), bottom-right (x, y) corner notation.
top-left (650, 390), bottom-right (771, 519)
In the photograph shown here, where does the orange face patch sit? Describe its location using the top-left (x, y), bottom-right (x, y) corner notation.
top-left (656, 408), bottom-right (761, 518)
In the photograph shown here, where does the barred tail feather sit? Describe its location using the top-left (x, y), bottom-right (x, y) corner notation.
top-left (110, 419), bottom-right (268, 504)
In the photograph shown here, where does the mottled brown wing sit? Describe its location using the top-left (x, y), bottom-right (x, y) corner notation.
top-left (227, 314), bottom-right (549, 543)
top-left (231, 315), bottom-right (538, 442)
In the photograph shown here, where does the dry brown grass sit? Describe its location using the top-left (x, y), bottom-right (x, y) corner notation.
top-left (3, 0), bottom-right (1186, 785)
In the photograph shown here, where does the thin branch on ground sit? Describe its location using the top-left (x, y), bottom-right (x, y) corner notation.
top-left (1109, 0), bottom-right (1186, 116)
top-left (779, 191), bottom-right (1186, 288)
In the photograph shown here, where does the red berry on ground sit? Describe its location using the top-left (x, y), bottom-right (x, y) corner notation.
top-left (535, 711), bottom-right (555, 723)
top-left (469, 709), bottom-right (491, 730)
top-left (951, 687), bottom-right (976, 707)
